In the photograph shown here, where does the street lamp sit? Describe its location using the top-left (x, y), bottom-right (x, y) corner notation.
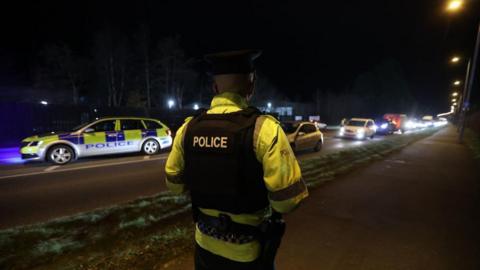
top-left (452, 98), bottom-right (457, 102)
top-left (451, 56), bottom-right (460, 63)
top-left (167, 99), bottom-right (175, 109)
top-left (193, 103), bottom-right (199, 110)
top-left (40, 100), bottom-right (48, 106)
top-left (267, 102), bottom-right (272, 109)
top-left (453, 80), bottom-right (461, 86)
top-left (446, 0), bottom-right (463, 12)
top-left (452, 92), bottom-right (459, 97)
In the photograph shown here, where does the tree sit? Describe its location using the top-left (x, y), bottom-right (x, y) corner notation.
top-left (351, 58), bottom-right (415, 116)
top-left (250, 73), bottom-right (287, 107)
top-left (35, 43), bottom-right (86, 105)
top-left (93, 27), bottom-right (130, 107)
top-left (153, 36), bottom-right (195, 109)
top-left (133, 24), bottom-right (153, 108)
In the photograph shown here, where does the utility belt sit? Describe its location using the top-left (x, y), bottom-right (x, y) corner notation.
top-left (196, 211), bottom-right (261, 244)
top-left (196, 210), bottom-right (285, 270)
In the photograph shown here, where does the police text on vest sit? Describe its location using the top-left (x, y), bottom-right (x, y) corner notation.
top-left (193, 136), bottom-right (228, 148)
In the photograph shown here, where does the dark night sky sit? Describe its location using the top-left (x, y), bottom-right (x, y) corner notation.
top-left (1, 0), bottom-right (479, 113)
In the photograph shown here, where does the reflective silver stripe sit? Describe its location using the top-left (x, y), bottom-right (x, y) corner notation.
top-left (181, 125), bottom-right (188, 149)
top-left (253, 116), bottom-right (267, 153)
top-left (269, 179), bottom-right (307, 201)
top-left (166, 173), bottom-right (184, 184)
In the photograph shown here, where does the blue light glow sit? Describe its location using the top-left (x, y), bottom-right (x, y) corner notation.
top-left (0, 147), bottom-right (24, 165)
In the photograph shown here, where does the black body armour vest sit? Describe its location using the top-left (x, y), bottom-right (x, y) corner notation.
top-left (183, 107), bottom-right (269, 214)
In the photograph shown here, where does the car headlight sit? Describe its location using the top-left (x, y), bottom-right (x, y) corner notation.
top-left (340, 127), bottom-right (345, 133)
top-left (29, 141), bottom-right (43, 147)
top-left (381, 123), bottom-right (388, 129)
top-left (357, 128), bottom-right (365, 134)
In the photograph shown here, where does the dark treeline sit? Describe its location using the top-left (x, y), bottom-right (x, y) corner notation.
top-left (32, 25), bottom-right (418, 121)
top-left (34, 25), bottom-right (210, 109)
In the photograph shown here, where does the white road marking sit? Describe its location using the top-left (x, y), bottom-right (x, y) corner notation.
top-left (143, 155), bottom-right (150, 160)
top-left (44, 166), bottom-right (60, 172)
top-left (386, 159), bottom-right (406, 164)
top-left (0, 155), bottom-right (168, 180)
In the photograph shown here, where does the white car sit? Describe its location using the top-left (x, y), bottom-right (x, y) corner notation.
top-left (283, 121), bottom-right (324, 152)
top-left (338, 118), bottom-right (376, 140)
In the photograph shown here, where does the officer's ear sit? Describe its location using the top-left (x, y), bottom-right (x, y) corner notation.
top-left (245, 72), bottom-right (256, 100)
top-left (212, 82), bottom-right (220, 95)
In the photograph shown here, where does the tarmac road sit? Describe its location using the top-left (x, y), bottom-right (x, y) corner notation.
top-left (0, 130), bottom-right (388, 229)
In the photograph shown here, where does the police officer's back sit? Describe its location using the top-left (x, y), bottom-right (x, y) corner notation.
top-left (165, 50), bottom-right (308, 270)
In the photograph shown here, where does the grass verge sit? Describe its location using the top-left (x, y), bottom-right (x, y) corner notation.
top-left (301, 128), bottom-right (439, 188)
top-left (0, 128), bottom-right (440, 269)
top-left (464, 129), bottom-right (480, 162)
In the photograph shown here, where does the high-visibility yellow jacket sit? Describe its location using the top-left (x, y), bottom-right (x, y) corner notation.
top-left (165, 91), bottom-right (308, 262)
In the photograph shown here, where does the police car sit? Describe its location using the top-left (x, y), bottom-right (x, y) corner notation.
top-left (20, 117), bottom-right (173, 165)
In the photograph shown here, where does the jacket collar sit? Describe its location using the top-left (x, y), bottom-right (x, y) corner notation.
top-left (210, 92), bottom-right (248, 111)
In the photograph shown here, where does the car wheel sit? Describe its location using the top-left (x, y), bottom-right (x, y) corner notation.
top-left (142, 139), bottom-right (160, 155)
top-left (370, 134), bottom-right (375, 139)
top-left (314, 140), bottom-right (322, 152)
top-left (47, 145), bottom-right (74, 165)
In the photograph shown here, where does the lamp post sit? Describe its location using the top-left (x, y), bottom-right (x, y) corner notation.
top-left (446, 0), bottom-right (480, 142)
top-left (451, 56), bottom-right (460, 63)
top-left (446, 0), bottom-right (463, 11)
top-left (167, 99), bottom-right (175, 109)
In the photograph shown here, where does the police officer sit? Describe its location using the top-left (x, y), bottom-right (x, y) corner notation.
top-left (165, 49), bottom-right (308, 270)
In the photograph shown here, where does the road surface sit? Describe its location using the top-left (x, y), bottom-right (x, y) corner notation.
top-left (0, 131), bottom-right (388, 229)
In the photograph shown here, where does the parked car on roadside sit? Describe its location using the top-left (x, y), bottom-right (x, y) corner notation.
top-left (20, 117), bottom-right (172, 165)
top-left (338, 118), bottom-right (376, 140)
top-left (282, 121), bottom-right (324, 152)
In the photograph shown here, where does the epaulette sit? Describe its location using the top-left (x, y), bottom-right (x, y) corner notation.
top-left (184, 116), bottom-right (194, 123)
top-left (259, 114), bottom-right (280, 124)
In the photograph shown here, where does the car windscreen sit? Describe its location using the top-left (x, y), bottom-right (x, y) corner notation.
top-left (282, 123), bottom-right (299, 134)
top-left (346, 120), bottom-right (366, 127)
top-left (71, 122), bottom-right (90, 131)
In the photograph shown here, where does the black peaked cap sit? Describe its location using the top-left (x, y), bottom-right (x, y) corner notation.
top-left (204, 49), bottom-right (262, 75)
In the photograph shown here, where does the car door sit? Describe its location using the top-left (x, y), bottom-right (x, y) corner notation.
top-left (294, 124), bottom-right (307, 150)
top-left (303, 124), bottom-right (319, 149)
top-left (82, 119), bottom-right (118, 156)
top-left (119, 119), bottom-right (145, 152)
top-left (296, 124), bottom-right (315, 150)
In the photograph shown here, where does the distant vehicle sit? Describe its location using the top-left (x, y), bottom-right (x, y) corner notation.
top-left (20, 117), bottom-right (173, 165)
top-left (375, 118), bottom-right (396, 135)
top-left (383, 113), bottom-right (408, 133)
top-left (283, 121), bottom-right (324, 152)
top-left (338, 118), bottom-right (376, 140)
top-left (314, 122), bottom-right (327, 130)
top-left (422, 115), bottom-right (434, 127)
top-left (405, 118), bottom-right (421, 129)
